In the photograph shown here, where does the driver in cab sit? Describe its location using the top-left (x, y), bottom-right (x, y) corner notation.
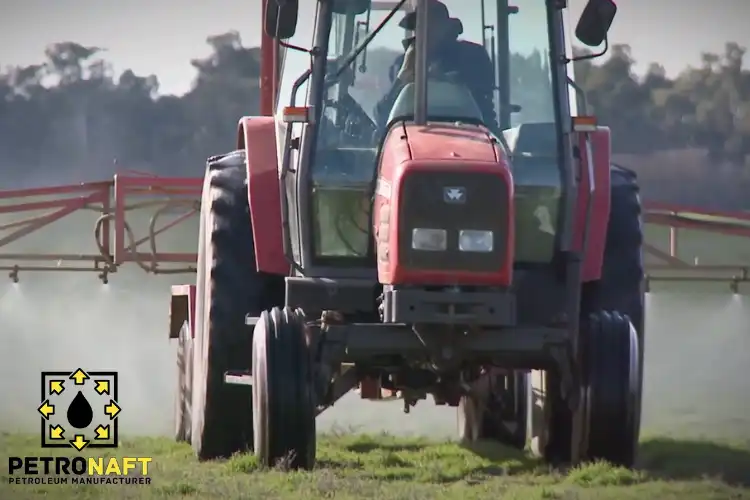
top-left (374, 0), bottom-right (497, 129)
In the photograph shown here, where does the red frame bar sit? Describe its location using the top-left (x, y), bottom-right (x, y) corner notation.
top-left (643, 203), bottom-right (750, 288)
top-left (0, 175), bottom-right (201, 282)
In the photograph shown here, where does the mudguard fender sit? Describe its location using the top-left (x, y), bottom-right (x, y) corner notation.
top-left (237, 116), bottom-right (289, 275)
top-left (576, 127), bottom-right (612, 282)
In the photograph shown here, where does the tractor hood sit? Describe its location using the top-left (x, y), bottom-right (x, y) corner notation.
top-left (402, 123), bottom-right (501, 164)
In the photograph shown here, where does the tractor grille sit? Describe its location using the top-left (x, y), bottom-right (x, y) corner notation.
top-left (398, 171), bottom-right (510, 272)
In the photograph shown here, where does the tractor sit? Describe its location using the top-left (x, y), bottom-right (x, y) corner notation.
top-left (167, 0), bottom-right (643, 470)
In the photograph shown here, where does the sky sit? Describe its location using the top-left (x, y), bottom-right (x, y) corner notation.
top-left (1, 0), bottom-right (749, 96)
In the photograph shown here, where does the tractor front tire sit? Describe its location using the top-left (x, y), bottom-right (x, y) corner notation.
top-left (174, 324), bottom-right (193, 443)
top-left (252, 307), bottom-right (316, 470)
top-left (191, 151), bottom-right (267, 460)
top-left (581, 311), bottom-right (641, 467)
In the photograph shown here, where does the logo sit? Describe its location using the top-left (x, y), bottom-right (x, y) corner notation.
top-left (443, 186), bottom-right (466, 204)
top-left (8, 368), bottom-right (152, 486)
top-left (38, 368), bottom-right (120, 451)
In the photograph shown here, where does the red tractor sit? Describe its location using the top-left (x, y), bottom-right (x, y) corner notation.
top-left (169, 0), bottom-right (643, 469)
top-left (3, 0), bottom-right (750, 475)
top-left (0, 0), bottom-right (656, 470)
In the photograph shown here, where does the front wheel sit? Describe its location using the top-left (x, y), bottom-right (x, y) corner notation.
top-left (252, 307), bottom-right (317, 470)
top-left (581, 311), bottom-right (641, 467)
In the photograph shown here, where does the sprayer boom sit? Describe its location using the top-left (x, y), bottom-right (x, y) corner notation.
top-left (0, 174), bottom-right (201, 283)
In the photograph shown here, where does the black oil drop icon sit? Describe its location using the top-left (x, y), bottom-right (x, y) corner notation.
top-left (67, 391), bottom-right (94, 429)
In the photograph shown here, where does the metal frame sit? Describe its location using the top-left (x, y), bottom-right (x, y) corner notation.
top-left (0, 174), bottom-right (201, 283)
top-left (643, 202), bottom-right (750, 291)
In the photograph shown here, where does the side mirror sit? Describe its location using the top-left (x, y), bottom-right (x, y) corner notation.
top-left (575, 0), bottom-right (617, 47)
top-left (264, 0), bottom-right (299, 40)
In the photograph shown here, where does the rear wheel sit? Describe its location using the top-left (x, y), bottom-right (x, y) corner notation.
top-left (458, 371), bottom-right (527, 449)
top-left (191, 151), bottom-right (281, 460)
top-left (252, 307), bottom-right (317, 470)
top-left (528, 368), bottom-right (571, 463)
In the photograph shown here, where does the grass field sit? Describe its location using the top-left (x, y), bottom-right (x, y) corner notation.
top-left (2, 432), bottom-right (750, 499)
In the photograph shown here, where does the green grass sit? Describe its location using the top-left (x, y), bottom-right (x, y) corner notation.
top-left (2, 432), bottom-right (749, 499)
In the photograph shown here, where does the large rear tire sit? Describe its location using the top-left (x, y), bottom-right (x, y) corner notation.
top-left (252, 307), bottom-right (317, 470)
top-left (191, 151), bottom-right (270, 460)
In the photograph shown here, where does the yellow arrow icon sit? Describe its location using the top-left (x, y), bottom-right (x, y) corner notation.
top-left (94, 425), bottom-right (109, 440)
top-left (38, 400), bottom-right (55, 420)
top-left (69, 369), bottom-right (89, 385)
top-left (49, 380), bottom-right (65, 395)
top-left (94, 380), bottom-right (109, 395)
top-left (70, 435), bottom-right (89, 452)
top-left (104, 400), bottom-right (121, 419)
top-left (49, 425), bottom-right (65, 440)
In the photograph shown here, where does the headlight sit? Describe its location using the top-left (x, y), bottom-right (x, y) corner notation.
top-left (459, 230), bottom-right (493, 252)
top-left (411, 228), bottom-right (447, 251)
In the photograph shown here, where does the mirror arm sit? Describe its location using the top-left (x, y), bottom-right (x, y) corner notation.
top-left (567, 34), bottom-right (609, 63)
top-left (566, 76), bottom-right (588, 116)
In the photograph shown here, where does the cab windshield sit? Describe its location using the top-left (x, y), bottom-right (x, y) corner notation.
top-left (306, 0), bottom-right (564, 261)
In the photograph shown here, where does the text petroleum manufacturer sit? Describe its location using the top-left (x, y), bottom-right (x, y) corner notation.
top-left (8, 456), bottom-right (152, 485)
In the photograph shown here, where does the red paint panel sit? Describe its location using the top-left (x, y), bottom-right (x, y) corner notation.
top-left (237, 116), bottom-right (289, 275)
top-left (575, 127), bottom-right (612, 282)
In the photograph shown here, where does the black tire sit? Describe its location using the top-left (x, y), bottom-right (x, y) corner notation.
top-left (530, 165), bottom-right (644, 465)
top-left (174, 324), bottom-right (193, 443)
top-left (582, 311), bottom-right (640, 467)
top-left (586, 165), bottom-right (645, 458)
top-left (602, 165), bottom-right (645, 447)
top-left (191, 151), bottom-right (273, 460)
top-left (458, 371), bottom-right (527, 449)
top-left (252, 306), bottom-right (316, 470)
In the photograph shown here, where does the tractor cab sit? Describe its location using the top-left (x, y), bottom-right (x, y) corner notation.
top-left (266, 0), bottom-right (615, 277)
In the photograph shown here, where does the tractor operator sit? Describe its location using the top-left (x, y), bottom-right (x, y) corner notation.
top-left (373, 0), bottom-right (498, 130)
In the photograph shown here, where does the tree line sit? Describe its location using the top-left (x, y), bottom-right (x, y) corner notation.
top-left (1, 32), bottom-right (748, 209)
